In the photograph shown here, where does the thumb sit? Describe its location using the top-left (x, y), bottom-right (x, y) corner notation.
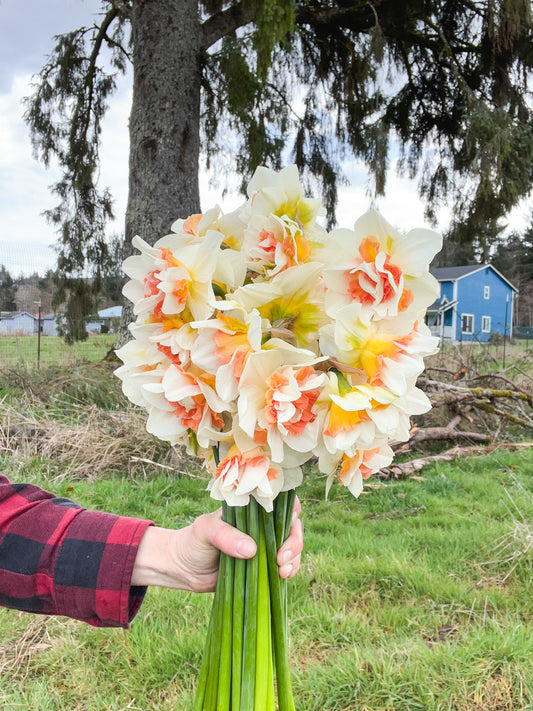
top-left (197, 510), bottom-right (257, 559)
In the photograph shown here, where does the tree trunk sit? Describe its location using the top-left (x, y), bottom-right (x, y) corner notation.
top-left (117, 0), bottom-right (202, 347)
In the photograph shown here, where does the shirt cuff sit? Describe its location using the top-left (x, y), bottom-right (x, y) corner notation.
top-left (53, 509), bottom-right (153, 628)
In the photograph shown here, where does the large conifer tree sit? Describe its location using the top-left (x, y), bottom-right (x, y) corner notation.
top-left (25, 0), bottom-right (533, 341)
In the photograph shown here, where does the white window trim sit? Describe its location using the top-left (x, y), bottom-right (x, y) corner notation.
top-left (461, 313), bottom-right (474, 334)
top-left (484, 285), bottom-right (490, 299)
top-left (481, 316), bottom-right (491, 333)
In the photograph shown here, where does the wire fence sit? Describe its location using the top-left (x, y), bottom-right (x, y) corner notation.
top-left (0, 249), bottom-right (120, 369)
top-left (0, 332), bottom-right (117, 369)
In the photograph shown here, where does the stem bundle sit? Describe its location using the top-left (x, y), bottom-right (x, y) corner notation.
top-left (194, 492), bottom-right (296, 711)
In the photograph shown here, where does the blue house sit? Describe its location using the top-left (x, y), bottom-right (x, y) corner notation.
top-left (427, 264), bottom-right (517, 342)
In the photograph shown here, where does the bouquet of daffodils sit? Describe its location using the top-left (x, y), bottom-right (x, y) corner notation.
top-left (116, 165), bottom-right (442, 710)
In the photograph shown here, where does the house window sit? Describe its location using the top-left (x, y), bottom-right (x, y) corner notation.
top-left (461, 313), bottom-right (474, 334)
top-left (484, 285), bottom-right (490, 299)
top-left (482, 316), bottom-right (491, 333)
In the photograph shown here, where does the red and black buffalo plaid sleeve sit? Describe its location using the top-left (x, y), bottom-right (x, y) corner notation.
top-left (0, 474), bottom-right (153, 628)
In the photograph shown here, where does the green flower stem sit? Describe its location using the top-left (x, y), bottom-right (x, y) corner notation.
top-left (194, 495), bottom-right (296, 711)
top-left (273, 494), bottom-right (287, 620)
top-left (193, 594), bottom-right (216, 711)
top-left (217, 504), bottom-right (234, 711)
top-left (284, 490), bottom-right (296, 540)
top-left (232, 507), bottom-right (247, 710)
top-left (262, 506), bottom-right (295, 711)
top-left (274, 491), bottom-right (288, 551)
top-left (283, 489), bottom-right (297, 612)
top-left (204, 559), bottom-right (225, 710)
top-left (254, 514), bottom-right (271, 711)
top-left (265, 572), bottom-right (276, 711)
top-left (240, 499), bottom-right (259, 711)
top-left (266, 647), bottom-right (275, 711)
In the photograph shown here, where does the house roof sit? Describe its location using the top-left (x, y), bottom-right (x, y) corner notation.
top-left (427, 296), bottom-right (458, 313)
top-left (98, 305), bottom-right (123, 319)
top-left (430, 264), bottom-right (518, 292)
top-left (430, 265), bottom-right (481, 281)
top-left (0, 311), bottom-right (36, 321)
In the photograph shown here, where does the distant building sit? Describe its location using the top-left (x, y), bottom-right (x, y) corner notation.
top-left (427, 264), bottom-right (517, 342)
top-left (86, 305), bottom-right (123, 334)
top-left (41, 314), bottom-right (58, 336)
top-left (0, 311), bottom-right (36, 335)
top-left (0, 311), bottom-right (58, 336)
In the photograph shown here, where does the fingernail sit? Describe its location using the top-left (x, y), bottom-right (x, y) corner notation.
top-left (281, 563), bottom-right (293, 578)
top-left (282, 550), bottom-right (293, 565)
top-left (236, 539), bottom-right (256, 557)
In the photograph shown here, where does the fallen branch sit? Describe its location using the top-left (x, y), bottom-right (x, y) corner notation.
top-left (420, 381), bottom-right (533, 414)
top-left (398, 425), bottom-right (491, 449)
top-left (380, 442), bottom-right (533, 480)
top-left (473, 401), bottom-right (533, 430)
top-left (466, 373), bottom-right (533, 403)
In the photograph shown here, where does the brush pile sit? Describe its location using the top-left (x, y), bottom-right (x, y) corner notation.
top-left (382, 341), bottom-right (533, 478)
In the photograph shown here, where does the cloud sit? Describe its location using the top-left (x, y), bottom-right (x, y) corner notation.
top-left (0, 0), bottom-right (107, 274)
top-left (0, 0), bottom-right (105, 93)
top-left (0, 75), bottom-right (59, 274)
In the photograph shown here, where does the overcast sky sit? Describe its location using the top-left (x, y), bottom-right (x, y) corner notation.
top-left (0, 0), bottom-right (531, 276)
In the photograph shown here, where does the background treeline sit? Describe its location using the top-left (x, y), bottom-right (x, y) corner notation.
top-left (0, 236), bottom-right (125, 317)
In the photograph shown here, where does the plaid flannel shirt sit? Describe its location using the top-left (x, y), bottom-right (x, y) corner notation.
top-left (0, 474), bottom-right (153, 628)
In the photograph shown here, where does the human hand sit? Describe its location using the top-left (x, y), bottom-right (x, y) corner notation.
top-left (131, 498), bottom-right (303, 593)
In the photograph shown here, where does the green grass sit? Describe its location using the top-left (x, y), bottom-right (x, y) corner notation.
top-left (2, 449), bottom-right (533, 710)
top-left (0, 333), bottom-right (116, 366)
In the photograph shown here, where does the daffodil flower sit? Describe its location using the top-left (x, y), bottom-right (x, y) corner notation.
top-left (238, 342), bottom-right (326, 463)
top-left (208, 445), bottom-right (302, 512)
top-left (246, 164), bottom-right (324, 232)
top-left (319, 303), bottom-right (438, 396)
top-left (141, 363), bottom-right (229, 447)
top-left (319, 445), bottom-right (394, 497)
top-left (364, 382), bottom-right (432, 442)
top-left (190, 306), bottom-right (262, 402)
top-left (231, 261), bottom-right (326, 349)
top-left (243, 212), bottom-right (317, 276)
top-left (156, 230), bottom-right (224, 320)
top-left (323, 209), bottom-right (442, 318)
top-left (313, 371), bottom-right (380, 455)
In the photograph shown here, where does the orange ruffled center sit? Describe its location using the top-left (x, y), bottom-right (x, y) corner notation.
top-left (264, 366), bottom-right (320, 435)
top-left (345, 236), bottom-right (413, 311)
top-left (215, 447), bottom-right (280, 487)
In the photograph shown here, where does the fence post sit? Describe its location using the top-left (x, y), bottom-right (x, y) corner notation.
top-left (502, 295), bottom-right (509, 369)
top-left (34, 300), bottom-right (42, 369)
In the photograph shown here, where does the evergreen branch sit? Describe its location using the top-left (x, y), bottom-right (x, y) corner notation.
top-left (201, 0), bottom-right (383, 51)
top-left (420, 14), bottom-right (474, 101)
top-left (201, 1), bottom-right (256, 50)
top-left (294, 1), bottom-right (377, 33)
top-left (72, 6), bottom-right (120, 173)
top-left (109, 0), bottom-right (132, 20)
top-left (103, 32), bottom-right (132, 63)
top-left (265, 81), bottom-right (304, 123)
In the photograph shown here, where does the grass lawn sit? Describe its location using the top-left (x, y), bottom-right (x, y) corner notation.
top-left (0, 334), bottom-right (116, 367)
top-left (2, 449), bottom-right (533, 710)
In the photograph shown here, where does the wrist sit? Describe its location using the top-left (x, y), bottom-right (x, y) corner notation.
top-left (131, 526), bottom-right (190, 590)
